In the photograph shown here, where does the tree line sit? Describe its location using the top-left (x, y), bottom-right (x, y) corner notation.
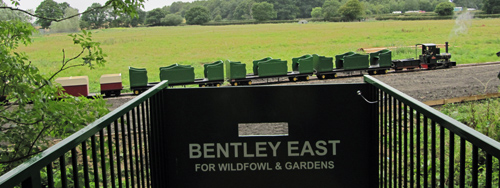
top-left (3, 0), bottom-right (497, 31)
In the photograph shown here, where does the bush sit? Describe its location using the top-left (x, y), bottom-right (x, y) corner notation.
top-left (435, 2), bottom-right (455, 16)
top-left (311, 7), bottom-right (322, 18)
top-left (161, 14), bottom-right (183, 26)
top-left (185, 6), bottom-right (211, 25)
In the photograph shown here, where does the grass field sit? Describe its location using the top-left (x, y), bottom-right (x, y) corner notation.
top-left (18, 19), bottom-right (500, 92)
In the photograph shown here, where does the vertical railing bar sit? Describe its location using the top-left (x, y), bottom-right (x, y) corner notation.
top-left (91, 135), bottom-right (99, 188)
top-left (472, 146), bottom-right (478, 188)
top-left (100, 129), bottom-right (108, 188)
top-left (60, 155), bottom-right (67, 188)
top-left (388, 95), bottom-right (393, 188)
top-left (393, 97), bottom-right (398, 187)
top-left (137, 102), bottom-right (145, 187)
top-left (47, 163), bottom-right (54, 188)
top-left (149, 95), bottom-right (158, 187)
top-left (416, 111), bottom-right (421, 187)
top-left (379, 90), bottom-right (386, 187)
top-left (449, 132), bottom-right (455, 188)
top-left (114, 119), bottom-right (123, 188)
top-left (133, 107), bottom-right (141, 187)
top-left (139, 102), bottom-right (146, 188)
top-left (127, 111), bottom-right (135, 188)
top-left (404, 104), bottom-right (408, 188)
top-left (160, 90), bottom-right (167, 186)
top-left (145, 99), bottom-right (151, 188)
top-left (122, 115), bottom-right (129, 188)
top-left (107, 124), bottom-right (116, 188)
top-left (398, 100), bottom-right (402, 188)
top-left (423, 116), bottom-right (428, 188)
top-left (439, 125), bottom-right (445, 188)
top-left (459, 138), bottom-right (465, 188)
top-left (383, 92), bottom-right (388, 188)
top-left (82, 141), bottom-right (90, 188)
top-left (431, 121), bottom-right (436, 187)
top-left (486, 154), bottom-right (492, 188)
top-left (71, 148), bottom-right (79, 188)
top-left (410, 107), bottom-right (414, 188)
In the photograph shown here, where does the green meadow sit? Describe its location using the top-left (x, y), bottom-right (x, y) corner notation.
top-left (19, 19), bottom-right (500, 92)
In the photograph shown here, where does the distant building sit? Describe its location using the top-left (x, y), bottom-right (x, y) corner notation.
top-left (454, 7), bottom-right (463, 11)
top-left (467, 8), bottom-right (476, 11)
top-left (392, 11), bottom-right (402, 14)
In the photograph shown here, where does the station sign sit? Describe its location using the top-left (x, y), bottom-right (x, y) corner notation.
top-left (150, 84), bottom-right (377, 187)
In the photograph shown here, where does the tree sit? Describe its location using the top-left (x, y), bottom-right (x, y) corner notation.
top-left (161, 13), bottom-right (183, 26)
top-left (434, 2), bottom-right (454, 16)
top-left (322, 0), bottom-right (341, 21)
top-left (296, 0), bottom-right (324, 18)
top-left (483, 0), bottom-right (500, 14)
top-left (0, 0), bottom-right (32, 21)
top-left (49, 7), bottom-right (79, 33)
top-left (185, 6), bottom-right (210, 25)
top-left (338, 0), bottom-right (364, 21)
top-left (311, 7), bottom-right (322, 18)
top-left (146, 8), bottom-right (167, 26)
top-left (0, 0), bottom-right (146, 175)
top-left (251, 2), bottom-right (276, 21)
top-left (34, 0), bottom-right (64, 28)
top-left (80, 3), bottom-right (108, 29)
top-left (233, 0), bottom-right (254, 20)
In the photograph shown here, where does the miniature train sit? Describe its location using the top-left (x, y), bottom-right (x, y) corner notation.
top-left (55, 43), bottom-right (456, 97)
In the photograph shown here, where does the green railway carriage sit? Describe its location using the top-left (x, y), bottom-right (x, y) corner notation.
top-left (252, 57), bottom-right (272, 75)
top-left (313, 54), bottom-right (334, 73)
top-left (225, 60), bottom-right (247, 80)
top-left (370, 49), bottom-right (392, 68)
top-left (292, 54), bottom-right (313, 74)
top-left (129, 66), bottom-right (148, 94)
top-left (204, 60), bottom-right (224, 81)
top-left (159, 64), bottom-right (195, 84)
top-left (255, 58), bottom-right (288, 77)
top-left (335, 52), bottom-right (370, 70)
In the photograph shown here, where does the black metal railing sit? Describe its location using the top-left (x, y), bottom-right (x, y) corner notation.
top-left (365, 75), bottom-right (500, 188)
top-left (0, 81), bottom-right (168, 188)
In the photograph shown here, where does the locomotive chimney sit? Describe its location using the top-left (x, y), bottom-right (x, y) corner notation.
top-left (445, 42), bottom-right (449, 53)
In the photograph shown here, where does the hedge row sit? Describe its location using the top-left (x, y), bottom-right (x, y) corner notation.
top-left (375, 16), bottom-right (453, 20)
top-left (202, 19), bottom-right (298, 26)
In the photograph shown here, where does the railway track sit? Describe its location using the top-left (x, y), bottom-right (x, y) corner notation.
top-left (106, 61), bottom-right (500, 110)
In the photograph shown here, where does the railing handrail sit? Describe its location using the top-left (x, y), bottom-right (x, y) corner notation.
top-left (364, 75), bottom-right (500, 158)
top-left (0, 81), bottom-right (169, 187)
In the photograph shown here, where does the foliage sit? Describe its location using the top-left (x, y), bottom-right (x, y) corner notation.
top-left (34, 0), bottom-right (65, 28)
top-left (214, 14), bottom-right (222, 22)
top-left (434, 2), bottom-right (454, 16)
top-left (161, 13), bottom-right (183, 26)
top-left (185, 6), bottom-right (211, 25)
top-left (146, 8), bottom-right (167, 26)
top-left (338, 0), bottom-right (364, 21)
top-left (80, 3), bottom-right (107, 29)
top-left (483, 0), bottom-right (500, 14)
top-left (322, 0), bottom-right (341, 21)
top-left (233, 0), bottom-right (254, 20)
top-left (441, 98), bottom-right (500, 141)
top-left (49, 7), bottom-right (79, 33)
top-left (0, 0), bottom-right (146, 176)
top-left (0, 0), bottom-right (31, 21)
top-left (311, 7), bottom-right (322, 18)
top-left (251, 2), bottom-right (276, 21)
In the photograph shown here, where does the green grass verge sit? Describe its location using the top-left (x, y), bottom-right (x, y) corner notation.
top-left (19, 19), bottom-right (500, 92)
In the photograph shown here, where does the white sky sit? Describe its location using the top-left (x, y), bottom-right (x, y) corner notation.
top-left (7, 0), bottom-right (195, 12)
